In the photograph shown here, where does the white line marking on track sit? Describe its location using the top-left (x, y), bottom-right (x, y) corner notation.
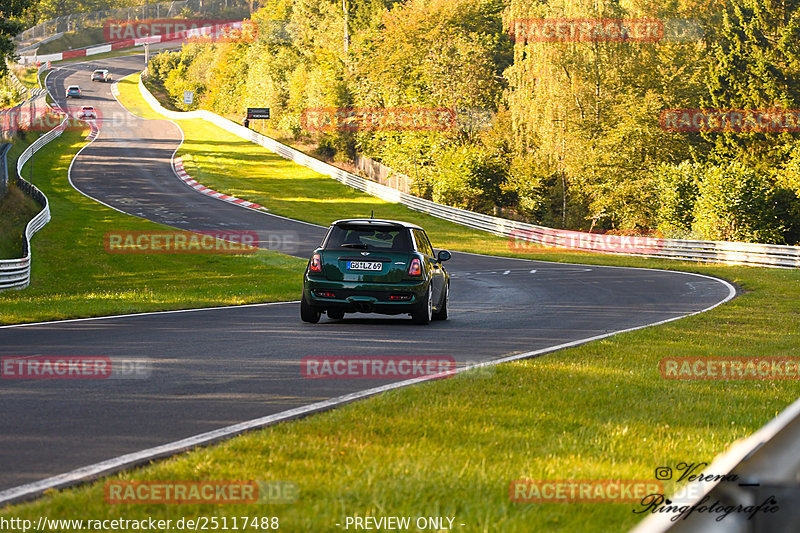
top-left (0, 301), bottom-right (298, 329)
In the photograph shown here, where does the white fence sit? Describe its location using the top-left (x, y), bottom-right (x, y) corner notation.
top-left (16, 1), bottom-right (189, 44)
top-left (16, 0), bottom-right (247, 45)
top-left (137, 76), bottom-right (800, 269)
top-left (0, 88), bottom-right (66, 290)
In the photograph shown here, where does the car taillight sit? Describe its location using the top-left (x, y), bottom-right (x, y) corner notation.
top-left (313, 290), bottom-right (336, 298)
top-left (309, 253), bottom-right (322, 272)
top-left (408, 258), bottom-right (422, 276)
top-left (389, 294), bottom-right (411, 301)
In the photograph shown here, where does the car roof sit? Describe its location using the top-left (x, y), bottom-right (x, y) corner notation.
top-left (93, 69), bottom-right (106, 72)
top-left (331, 218), bottom-right (423, 230)
top-left (82, 105), bottom-right (93, 108)
top-left (67, 85), bottom-right (80, 89)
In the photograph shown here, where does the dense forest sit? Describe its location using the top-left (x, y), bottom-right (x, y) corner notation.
top-left (146, 0), bottom-right (800, 242)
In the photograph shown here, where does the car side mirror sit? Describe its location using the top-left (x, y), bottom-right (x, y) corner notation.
top-left (437, 250), bottom-right (452, 262)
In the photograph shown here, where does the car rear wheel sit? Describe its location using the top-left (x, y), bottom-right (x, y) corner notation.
top-left (411, 287), bottom-right (432, 325)
top-left (432, 282), bottom-right (448, 321)
top-left (300, 295), bottom-right (321, 323)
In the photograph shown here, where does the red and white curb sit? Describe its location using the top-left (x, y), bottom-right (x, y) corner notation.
top-left (173, 157), bottom-right (266, 211)
top-left (22, 22), bottom-right (243, 65)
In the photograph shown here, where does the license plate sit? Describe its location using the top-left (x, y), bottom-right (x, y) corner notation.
top-left (346, 261), bottom-right (383, 271)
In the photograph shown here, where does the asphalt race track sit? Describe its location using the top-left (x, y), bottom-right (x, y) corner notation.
top-left (0, 55), bottom-right (735, 496)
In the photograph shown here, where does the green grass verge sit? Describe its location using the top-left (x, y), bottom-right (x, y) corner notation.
top-left (0, 126), bottom-right (305, 324)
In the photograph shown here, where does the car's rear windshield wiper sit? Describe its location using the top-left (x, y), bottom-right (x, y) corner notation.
top-left (340, 243), bottom-right (369, 249)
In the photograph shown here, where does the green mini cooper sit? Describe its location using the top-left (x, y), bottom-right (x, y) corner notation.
top-left (301, 219), bottom-right (451, 324)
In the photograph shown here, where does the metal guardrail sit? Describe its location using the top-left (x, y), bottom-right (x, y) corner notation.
top-left (16, 32), bottom-right (64, 54)
top-left (137, 76), bottom-right (800, 269)
top-left (0, 91), bottom-right (66, 290)
top-left (3, 61), bottom-right (31, 98)
top-left (632, 394), bottom-right (800, 532)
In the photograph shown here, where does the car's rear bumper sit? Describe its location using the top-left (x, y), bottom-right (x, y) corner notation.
top-left (303, 275), bottom-right (428, 314)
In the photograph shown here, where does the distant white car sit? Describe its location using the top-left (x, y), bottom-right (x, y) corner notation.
top-left (79, 106), bottom-right (97, 119)
top-left (91, 69), bottom-right (111, 82)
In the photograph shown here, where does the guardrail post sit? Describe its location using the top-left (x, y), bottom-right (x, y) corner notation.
top-left (0, 143), bottom-right (11, 198)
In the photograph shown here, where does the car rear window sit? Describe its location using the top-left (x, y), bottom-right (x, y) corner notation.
top-left (325, 225), bottom-right (412, 251)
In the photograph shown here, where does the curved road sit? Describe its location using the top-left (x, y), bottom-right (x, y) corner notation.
top-left (0, 55), bottom-right (735, 499)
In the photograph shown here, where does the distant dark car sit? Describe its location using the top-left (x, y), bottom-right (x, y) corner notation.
top-left (66, 85), bottom-right (81, 98)
top-left (79, 106), bottom-right (96, 119)
top-left (91, 69), bottom-right (111, 82)
top-left (301, 219), bottom-right (451, 324)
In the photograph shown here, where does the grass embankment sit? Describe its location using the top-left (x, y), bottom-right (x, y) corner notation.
top-left (0, 132), bottom-right (47, 258)
top-left (0, 126), bottom-right (305, 324)
top-left (11, 65), bottom-right (39, 89)
top-left (0, 183), bottom-right (41, 258)
top-left (2, 73), bottom-right (797, 531)
top-left (37, 28), bottom-right (108, 55)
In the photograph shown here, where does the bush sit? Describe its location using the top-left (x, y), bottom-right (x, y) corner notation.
top-left (503, 153), bottom-right (549, 219)
top-left (655, 161), bottom-right (702, 238)
top-left (148, 51), bottom-right (182, 82)
top-left (432, 146), bottom-right (508, 213)
top-left (692, 162), bottom-right (784, 243)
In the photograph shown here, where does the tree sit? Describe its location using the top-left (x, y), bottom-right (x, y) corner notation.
top-left (703, 0), bottom-right (800, 167)
top-left (0, 0), bottom-right (33, 75)
top-left (503, 0), bottom-right (710, 230)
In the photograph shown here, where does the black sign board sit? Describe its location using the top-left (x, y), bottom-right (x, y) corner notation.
top-left (247, 107), bottom-right (270, 119)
